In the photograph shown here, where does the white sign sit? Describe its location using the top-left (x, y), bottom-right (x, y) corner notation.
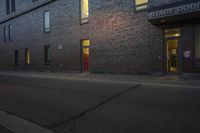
top-left (184, 51), bottom-right (191, 58)
top-left (58, 44), bottom-right (63, 50)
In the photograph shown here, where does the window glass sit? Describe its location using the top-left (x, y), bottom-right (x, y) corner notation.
top-left (135, 0), bottom-right (148, 11)
top-left (4, 26), bottom-right (8, 43)
top-left (25, 48), bottom-right (30, 65)
top-left (11, 0), bottom-right (15, 12)
top-left (82, 40), bottom-right (90, 47)
top-left (6, 0), bottom-right (10, 14)
top-left (44, 11), bottom-right (50, 32)
top-left (9, 24), bottom-right (13, 42)
top-left (195, 24), bottom-right (200, 66)
top-left (44, 45), bottom-right (50, 65)
top-left (81, 0), bottom-right (89, 24)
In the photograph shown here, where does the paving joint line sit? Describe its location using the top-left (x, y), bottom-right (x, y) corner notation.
top-left (0, 125), bottom-right (14, 133)
top-left (0, 108), bottom-right (53, 133)
top-left (49, 84), bottom-right (141, 129)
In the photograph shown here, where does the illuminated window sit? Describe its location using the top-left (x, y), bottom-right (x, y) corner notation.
top-left (164, 28), bottom-right (180, 38)
top-left (195, 24), bottom-right (200, 66)
top-left (25, 48), bottom-right (30, 65)
top-left (44, 11), bottom-right (50, 32)
top-left (135, 0), bottom-right (148, 11)
top-left (44, 45), bottom-right (50, 65)
top-left (80, 0), bottom-right (89, 24)
top-left (82, 40), bottom-right (90, 72)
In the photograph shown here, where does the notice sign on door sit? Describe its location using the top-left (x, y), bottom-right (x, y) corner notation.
top-left (184, 51), bottom-right (191, 58)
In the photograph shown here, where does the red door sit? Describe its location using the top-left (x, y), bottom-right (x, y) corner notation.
top-left (83, 47), bottom-right (89, 72)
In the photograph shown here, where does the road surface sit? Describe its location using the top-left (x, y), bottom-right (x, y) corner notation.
top-left (0, 75), bottom-right (199, 133)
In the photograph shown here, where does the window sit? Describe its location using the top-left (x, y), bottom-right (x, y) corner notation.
top-left (44, 11), bottom-right (50, 32)
top-left (6, 0), bottom-right (10, 15)
top-left (6, 0), bottom-right (15, 15)
top-left (8, 24), bottom-right (13, 42)
top-left (82, 40), bottom-right (90, 72)
top-left (80, 0), bottom-right (89, 24)
top-left (4, 26), bottom-right (8, 43)
top-left (11, 0), bottom-right (15, 12)
top-left (195, 24), bottom-right (200, 66)
top-left (135, 0), bottom-right (148, 11)
top-left (14, 50), bottom-right (19, 66)
top-left (44, 45), bottom-right (50, 65)
top-left (25, 48), bottom-right (30, 65)
top-left (32, 0), bottom-right (38, 2)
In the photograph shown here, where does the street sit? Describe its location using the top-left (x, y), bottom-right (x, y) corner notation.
top-left (0, 75), bottom-right (200, 133)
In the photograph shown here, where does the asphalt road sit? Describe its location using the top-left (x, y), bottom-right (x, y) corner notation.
top-left (0, 75), bottom-right (200, 133)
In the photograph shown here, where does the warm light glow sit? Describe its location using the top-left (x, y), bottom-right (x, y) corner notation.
top-left (82, 40), bottom-right (90, 47)
top-left (84, 48), bottom-right (89, 55)
top-left (135, 0), bottom-right (148, 5)
top-left (135, 0), bottom-right (148, 11)
top-left (25, 49), bottom-right (30, 65)
top-left (164, 28), bottom-right (180, 38)
top-left (81, 0), bottom-right (89, 23)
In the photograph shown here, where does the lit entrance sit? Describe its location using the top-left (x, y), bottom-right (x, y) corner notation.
top-left (164, 28), bottom-right (180, 73)
top-left (82, 40), bottom-right (90, 72)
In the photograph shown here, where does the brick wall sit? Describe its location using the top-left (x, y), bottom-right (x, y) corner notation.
top-left (0, 0), bottom-right (165, 74)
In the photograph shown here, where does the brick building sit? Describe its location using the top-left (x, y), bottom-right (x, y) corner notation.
top-left (0, 0), bottom-right (200, 75)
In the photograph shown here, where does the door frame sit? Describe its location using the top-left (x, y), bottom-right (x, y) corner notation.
top-left (81, 39), bottom-right (90, 73)
top-left (165, 37), bottom-right (180, 74)
top-left (163, 27), bottom-right (181, 75)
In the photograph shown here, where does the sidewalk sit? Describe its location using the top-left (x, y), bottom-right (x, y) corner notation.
top-left (0, 71), bottom-right (199, 88)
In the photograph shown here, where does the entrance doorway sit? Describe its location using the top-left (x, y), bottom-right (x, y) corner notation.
top-left (82, 40), bottom-right (90, 72)
top-left (166, 39), bottom-right (179, 72)
top-left (164, 28), bottom-right (180, 73)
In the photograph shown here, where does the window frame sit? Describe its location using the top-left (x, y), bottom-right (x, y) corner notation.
top-left (6, 0), bottom-right (10, 15)
top-left (25, 48), bottom-right (31, 65)
top-left (80, 0), bottom-right (89, 25)
top-left (134, 0), bottom-right (148, 12)
top-left (8, 24), bottom-right (13, 42)
top-left (44, 45), bottom-right (51, 65)
top-left (44, 10), bottom-right (50, 33)
top-left (11, 0), bottom-right (15, 13)
top-left (4, 26), bottom-right (8, 43)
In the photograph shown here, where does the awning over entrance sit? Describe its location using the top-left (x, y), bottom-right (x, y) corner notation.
top-left (148, 0), bottom-right (200, 24)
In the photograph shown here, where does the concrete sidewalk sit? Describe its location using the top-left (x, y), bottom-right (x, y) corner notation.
top-left (0, 71), bottom-right (199, 88)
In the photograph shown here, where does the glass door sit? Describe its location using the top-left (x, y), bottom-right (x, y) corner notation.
top-left (166, 39), bottom-right (179, 72)
top-left (164, 28), bottom-right (180, 73)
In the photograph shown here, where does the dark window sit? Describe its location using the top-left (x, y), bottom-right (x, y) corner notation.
top-left (6, 0), bottom-right (15, 15)
top-left (32, 0), bottom-right (38, 2)
top-left (8, 24), bottom-right (13, 42)
top-left (11, 0), bottom-right (15, 12)
top-left (25, 48), bottom-right (30, 65)
top-left (4, 26), bottom-right (8, 43)
top-left (6, 0), bottom-right (10, 15)
top-left (44, 11), bottom-right (50, 32)
top-left (14, 50), bottom-right (19, 66)
top-left (44, 45), bottom-right (50, 65)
